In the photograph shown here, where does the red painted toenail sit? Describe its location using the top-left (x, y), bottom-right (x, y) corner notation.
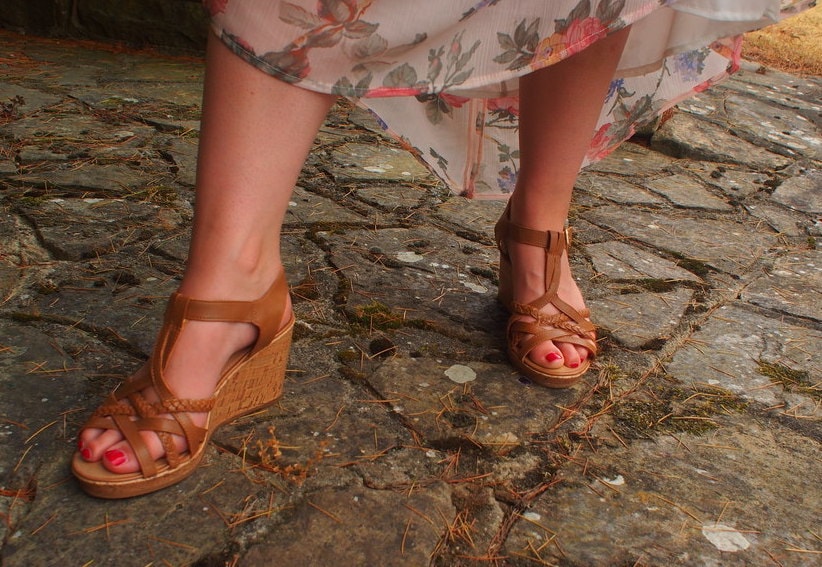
top-left (568, 362), bottom-right (580, 369)
top-left (81, 448), bottom-right (92, 460)
top-left (546, 353), bottom-right (562, 362)
top-left (105, 449), bottom-right (127, 467)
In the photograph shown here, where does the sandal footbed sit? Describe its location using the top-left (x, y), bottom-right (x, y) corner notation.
top-left (72, 275), bottom-right (293, 499)
top-left (495, 204), bottom-right (596, 386)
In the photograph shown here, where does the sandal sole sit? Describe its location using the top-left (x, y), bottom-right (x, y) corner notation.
top-left (72, 317), bottom-right (294, 499)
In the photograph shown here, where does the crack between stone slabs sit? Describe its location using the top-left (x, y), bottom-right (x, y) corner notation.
top-left (3, 311), bottom-right (148, 359)
top-left (8, 206), bottom-right (60, 262)
top-left (0, 475), bottom-right (38, 553)
top-left (11, 205), bottom-right (163, 262)
top-left (300, 227), bottom-right (492, 342)
top-left (752, 400), bottom-right (822, 442)
top-left (300, 179), bottom-right (428, 223)
top-left (738, 294), bottom-right (822, 331)
top-left (629, 300), bottom-right (745, 385)
top-left (337, 363), bottom-right (432, 449)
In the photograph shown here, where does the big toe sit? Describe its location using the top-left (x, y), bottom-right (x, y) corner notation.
top-left (100, 431), bottom-right (181, 475)
top-left (101, 440), bottom-right (143, 474)
top-left (528, 340), bottom-right (565, 369)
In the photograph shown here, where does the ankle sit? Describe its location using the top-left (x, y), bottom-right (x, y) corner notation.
top-left (179, 262), bottom-right (285, 301)
top-left (507, 198), bottom-right (568, 233)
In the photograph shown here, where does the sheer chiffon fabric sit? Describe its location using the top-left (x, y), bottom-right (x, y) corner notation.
top-left (206, 0), bottom-right (812, 198)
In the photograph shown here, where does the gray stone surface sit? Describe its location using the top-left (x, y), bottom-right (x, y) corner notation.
top-left (0, 30), bottom-right (820, 567)
top-left (724, 95), bottom-right (822, 161)
top-left (644, 174), bottom-right (733, 211)
top-left (578, 174), bottom-right (666, 205)
top-left (744, 201), bottom-right (816, 236)
top-left (682, 162), bottom-right (771, 199)
top-left (585, 207), bottom-right (777, 276)
top-left (742, 249), bottom-right (822, 321)
top-left (503, 419), bottom-right (820, 566)
top-left (328, 142), bottom-right (433, 182)
top-left (589, 288), bottom-right (695, 349)
top-left (587, 241), bottom-right (702, 283)
top-left (651, 111), bottom-right (793, 170)
top-left (666, 304), bottom-right (820, 415)
top-left (771, 168), bottom-right (822, 214)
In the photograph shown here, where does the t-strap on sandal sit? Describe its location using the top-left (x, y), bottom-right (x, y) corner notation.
top-left (495, 204), bottom-right (597, 387)
top-left (72, 271), bottom-right (294, 498)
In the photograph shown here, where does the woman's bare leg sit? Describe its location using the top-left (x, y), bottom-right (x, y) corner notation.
top-left (509, 27), bottom-right (631, 372)
top-left (78, 33), bottom-right (336, 473)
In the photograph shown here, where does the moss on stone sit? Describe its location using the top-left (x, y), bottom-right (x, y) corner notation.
top-left (757, 360), bottom-right (819, 400)
top-left (613, 381), bottom-right (747, 438)
top-left (130, 185), bottom-right (178, 205)
top-left (671, 254), bottom-right (711, 278)
top-left (635, 278), bottom-right (678, 293)
top-left (336, 349), bottom-right (361, 363)
top-left (338, 365), bottom-right (367, 381)
top-left (350, 301), bottom-right (405, 330)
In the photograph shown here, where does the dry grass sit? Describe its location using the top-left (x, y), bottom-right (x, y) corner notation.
top-left (743, 4), bottom-right (822, 76)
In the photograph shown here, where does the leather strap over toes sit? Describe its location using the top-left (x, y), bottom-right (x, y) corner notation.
top-left (82, 372), bottom-right (213, 478)
top-left (495, 202), bottom-right (597, 386)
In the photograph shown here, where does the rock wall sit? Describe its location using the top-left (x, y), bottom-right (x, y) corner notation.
top-left (0, 0), bottom-right (208, 52)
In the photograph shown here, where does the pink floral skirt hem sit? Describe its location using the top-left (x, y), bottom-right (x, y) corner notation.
top-left (206, 0), bottom-right (813, 198)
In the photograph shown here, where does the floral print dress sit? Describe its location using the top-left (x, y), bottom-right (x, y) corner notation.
top-left (206, 0), bottom-right (813, 198)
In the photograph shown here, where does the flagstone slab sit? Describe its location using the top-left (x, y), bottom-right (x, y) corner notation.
top-left (0, 84), bottom-right (61, 113)
top-left (241, 482), bottom-right (455, 567)
top-left (771, 169), bottom-right (822, 215)
top-left (644, 174), bottom-right (733, 211)
top-left (589, 288), bottom-right (695, 349)
top-left (584, 207), bottom-right (777, 276)
top-left (369, 357), bottom-right (576, 448)
top-left (741, 249), bottom-right (822, 321)
top-left (744, 201), bottom-right (816, 237)
top-left (585, 141), bottom-right (676, 175)
top-left (503, 419), bottom-right (821, 567)
top-left (578, 174), bottom-right (666, 205)
top-left (328, 142), bottom-right (433, 183)
top-left (19, 197), bottom-right (184, 261)
top-left (681, 162), bottom-right (771, 199)
top-left (666, 303), bottom-right (821, 417)
top-left (724, 95), bottom-right (822, 161)
top-left (587, 240), bottom-right (702, 282)
top-left (651, 112), bottom-right (791, 170)
top-left (324, 226), bottom-right (499, 333)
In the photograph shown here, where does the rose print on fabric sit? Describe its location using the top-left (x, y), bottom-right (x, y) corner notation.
top-left (204, 0), bottom-right (228, 17)
top-left (207, 0), bottom-right (814, 197)
top-left (533, 0), bottom-right (626, 68)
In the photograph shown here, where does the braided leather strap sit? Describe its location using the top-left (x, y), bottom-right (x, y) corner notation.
top-left (82, 369), bottom-right (215, 478)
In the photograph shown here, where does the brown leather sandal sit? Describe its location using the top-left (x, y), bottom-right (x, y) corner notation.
top-left (495, 203), bottom-right (597, 388)
top-left (71, 271), bottom-right (294, 498)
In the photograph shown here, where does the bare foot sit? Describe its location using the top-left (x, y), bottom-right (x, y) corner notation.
top-left (77, 279), bottom-right (292, 474)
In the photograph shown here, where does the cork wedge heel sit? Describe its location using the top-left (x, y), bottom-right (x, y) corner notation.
top-left (72, 271), bottom-right (294, 498)
top-left (495, 204), bottom-right (597, 388)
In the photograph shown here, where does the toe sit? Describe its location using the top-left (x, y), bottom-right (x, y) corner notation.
top-left (101, 429), bottom-right (190, 475)
top-left (575, 345), bottom-right (590, 365)
top-left (101, 440), bottom-right (142, 474)
top-left (81, 429), bottom-right (124, 462)
top-left (558, 342), bottom-right (582, 369)
top-left (528, 340), bottom-right (565, 369)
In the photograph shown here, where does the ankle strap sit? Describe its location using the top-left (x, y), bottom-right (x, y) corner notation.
top-left (162, 271), bottom-right (288, 356)
top-left (495, 206), bottom-right (572, 255)
top-left (507, 224), bottom-right (571, 252)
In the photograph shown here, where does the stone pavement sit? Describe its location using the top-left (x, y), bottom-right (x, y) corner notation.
top-left (0, 30), bottom-right (820, 567)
